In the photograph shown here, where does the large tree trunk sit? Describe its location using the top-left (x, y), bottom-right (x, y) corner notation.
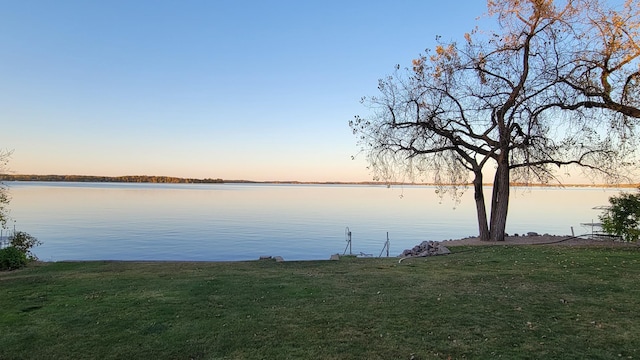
top-left (473, 170), bottom-right (490, 241)
top-left (489, 154), bottom-right (510, 242)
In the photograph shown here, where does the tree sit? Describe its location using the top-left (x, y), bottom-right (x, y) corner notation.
top-left (0, 151), bottom-right (43, 262)
top-left (599, 190), bottom-right (640, 242)
top-left (351, 0), bottom-right (640, 241)
top-left (0, 149), bottom-right (11, 229)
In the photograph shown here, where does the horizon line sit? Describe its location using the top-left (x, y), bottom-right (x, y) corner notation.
top-left (1, 174), bottom-right (638, 188)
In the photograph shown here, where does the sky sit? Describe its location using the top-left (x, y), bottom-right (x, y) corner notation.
top-left (1, 1), bottom-right (489, 182)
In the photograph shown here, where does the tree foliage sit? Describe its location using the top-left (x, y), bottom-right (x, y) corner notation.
top-left (351, 0), bottom-right (640, 241)
top-left (9, 231), bottom-right (42, 260)
top-left (0, 246), bottom-right (27, 271)
top-left (599, 191), bottom-right (640, 242)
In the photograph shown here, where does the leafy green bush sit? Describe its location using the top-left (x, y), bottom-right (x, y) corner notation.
top-left (0, 246), bottom-right (27, 270)
top-left (9, 231), bottom-right (41, 260)
top-left (599, 191), bottom-right (640, 242)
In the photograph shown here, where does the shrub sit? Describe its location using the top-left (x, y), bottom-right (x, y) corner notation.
top-left (599, 191), bottom-right (640, 242)
top-left (0, 246), bottom-right (27, 270)
top-left (9, 231), bottom-right (41, 260)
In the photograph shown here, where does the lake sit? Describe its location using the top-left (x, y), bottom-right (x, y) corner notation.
top-left (3, 182), bottom-right (622, 261)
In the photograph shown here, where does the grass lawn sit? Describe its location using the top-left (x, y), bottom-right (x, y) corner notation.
top-left (1, 245), bottom-right (639, 359)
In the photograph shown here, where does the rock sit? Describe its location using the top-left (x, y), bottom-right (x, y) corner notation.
top-left (259, 255), bottom-right (272, 260)
top-left (435, 246), bottom-right (451, 255)
top-left (274, 256), bottom-right (284, 262)
top-left (400, 240), bottom-right (451, 258)
top-left (330, 254), bottom-right (340, 261)
top-left (527, 232), bottom-right (539, 236)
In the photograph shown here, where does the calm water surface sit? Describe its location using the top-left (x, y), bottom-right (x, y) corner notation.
top-left (5, 182), bottom-right (621, 261)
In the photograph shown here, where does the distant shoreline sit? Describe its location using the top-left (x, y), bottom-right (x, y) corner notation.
top-left (1, 174), bottom-right (638, 188)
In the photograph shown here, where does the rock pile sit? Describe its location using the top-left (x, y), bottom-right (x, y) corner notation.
top-left (400, 241), bottom-right (451, 258)
top-left (258, 255), bottom-right (285, 262)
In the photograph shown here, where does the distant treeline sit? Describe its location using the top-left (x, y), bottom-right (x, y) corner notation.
top-left (0, 174), bottom-right (225, 184)
top-left (1, 174), bottom-right (637, 187)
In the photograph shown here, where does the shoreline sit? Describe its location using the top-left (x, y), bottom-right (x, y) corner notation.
top-left (29, 235), bottom-right (638, 265)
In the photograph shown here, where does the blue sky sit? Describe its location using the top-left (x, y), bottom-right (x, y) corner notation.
top-left (1, 1), bottom-right (488, 182)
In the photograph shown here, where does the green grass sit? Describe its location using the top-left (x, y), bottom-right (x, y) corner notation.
top-left (1, 246), bottom-right (639, 359)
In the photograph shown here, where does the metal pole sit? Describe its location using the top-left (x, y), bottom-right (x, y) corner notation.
top-left (386, 232), bottom-right (389, 257)
top-left (379, 232), bottom-right (390, 258)
top-left (344, 227), bottom-right (353, 255)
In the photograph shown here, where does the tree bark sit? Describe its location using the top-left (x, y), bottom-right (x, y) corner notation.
top-left (473, 170), bottom-right (490, 241)
top-left (489, 154), bottom-right (510, 242)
